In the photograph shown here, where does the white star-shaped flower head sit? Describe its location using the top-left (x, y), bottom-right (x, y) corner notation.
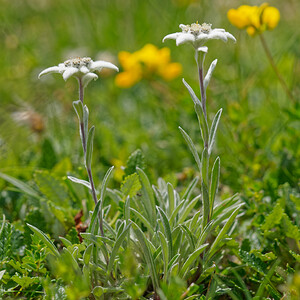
top-left (163, 22), bottom-right (236, 51)
top-left (38, 57), bottom-right (119, 87)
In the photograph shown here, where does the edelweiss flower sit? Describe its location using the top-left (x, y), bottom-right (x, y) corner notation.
top-left (163, 22), bottom-right (236, 50)
top-left (38, 57), bottom-right (119, 87)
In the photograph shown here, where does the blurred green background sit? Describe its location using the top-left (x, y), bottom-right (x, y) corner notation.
top-left (1, 0), bottom-right (299, 193)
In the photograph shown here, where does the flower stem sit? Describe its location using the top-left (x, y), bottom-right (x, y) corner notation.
top-left (259, 33), bottom-right (295, 102)
top-left (77, 78), bottom-right (105, 238)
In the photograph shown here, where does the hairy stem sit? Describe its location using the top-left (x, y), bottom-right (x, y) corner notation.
top-left (259, 34), bottom-right (295, 102)
top-left (78, 78), bottom-right (105, 238)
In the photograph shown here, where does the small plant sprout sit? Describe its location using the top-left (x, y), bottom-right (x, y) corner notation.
top-left (39, 57), bottom-right (118, 238)
top-left (164, 21), bottom-right (238, 228)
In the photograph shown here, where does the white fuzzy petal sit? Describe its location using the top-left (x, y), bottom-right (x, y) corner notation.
top-left (207, 31), bottom-right (228, 42)
top-left (38, 66), bottom-right (62, 79)
top-left (62, 67), bottom-right (79, 81)
top-left (82, 73), bottom-right (98, 88)
top-left (80, 66), bottom-right (90, 73)
top-left (90, 60), bottom-right (119, 72)
top-left (176, 33), bottom-right (195, 46)
top-left (162, 32), bottom-right (181, 43)
top-left (197, 46), bottom-right (208, 53)
top-left (225, 32), bottom-right (236, 43)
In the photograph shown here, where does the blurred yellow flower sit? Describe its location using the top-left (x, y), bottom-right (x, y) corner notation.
top-left (227, 3), bottom-right (280, 36)
top-left (115, 44), bottom-right (182, 88)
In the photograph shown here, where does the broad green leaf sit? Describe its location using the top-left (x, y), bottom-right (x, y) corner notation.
top-left (157, 206), bottom-right (173, 259)
top-left (210, 157), bottom-right (220, 217)
top-left (179, 127), bottom-right (201, 172)
top-left (0, 172), bottom-right (39, 199)
top-left (67, 175), bottom-right (91, 190)
top-left (107, 222), bottom-right (131, 274)
top-left (179, 244), bottom-right (209, 278)
top-left (208, 109), bottom-right (222, 155)
top-left (85, 126), bottom-right (95, 169)
top-left (132, 222), bottom-right (159, 290)
top-left (206, 206), bottom-right (241, 261)
top-left (121, 173), bottom-right (141, 198)
top-left (27, 224), bottom-right (59, 257)
top-left (261, 202), bottom-right (284, 231)
top-left (281, 214), bottom-right (300, 240)
top-left (136, 167), bottom-right (156, 225)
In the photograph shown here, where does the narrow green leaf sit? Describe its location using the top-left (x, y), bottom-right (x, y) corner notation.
top-left (255, 259), bottom-right (281, 299)
top-left (107, 222), bottom-right (131, 274)
top-left (169, 199), bottom-right (185, 226)
top-left (83, 244), bottom-right (94, 265)
top-left (59, 236), bottom-right (72, 247)
top-left (132, 222), bottom-right (159, 290)
top-left (88, 199), bottom-right (101, 234)
top-left (27, 223), bottom-right (59, 257)
top-left (178, 195), bottom-right (200, 224)
top-left (179, 244), bottom-right (209, 278)
top-left (0, 214), bottom-right (6, 236)
top-left (204, 59), bottom-right (218, 90)
top-left (157, 206), bottom-right (173, 259)
top-left (195, 103), bottom-right (209, 146)
top-left (136, 167), bottom-right (156, 225)
top-left (167, 182), bottom-right (175, 217)
top-left (179, 127), bottom-right (201, 172)
top-left (72, 100), bottom-right (83, 121)
top-left (206, 206), bottom-right (241, 261)
top-left (83, 105), bottom-right (89, 145)
top-left (130, 208), bottom-right (154, 235)
top-left (180, 224), bottom-right (196, 251)
top-left (85, 126), bottom-right (95, 169)
top-left (212, 194), bottom-right (239, 219)
top-left (208, 108), bottom-right (222, 155)
top-left (182, 78), bottom-right (201, 106)
top-left (182, 176), bottom-right (199, 202)
top-left (158, 231), bottom-right (169, 280)
top-left (210, 157), bottom-right (220, 218)
top-left (0, 172), bottom-right (39, 199)
top-left (67, 175), bottom-right (91, 190)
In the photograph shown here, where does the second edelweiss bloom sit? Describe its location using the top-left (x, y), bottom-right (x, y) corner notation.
top-left (163, 22), bottom-right (236, 49)
top-left (38, 57), bottom-right (119, 87)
